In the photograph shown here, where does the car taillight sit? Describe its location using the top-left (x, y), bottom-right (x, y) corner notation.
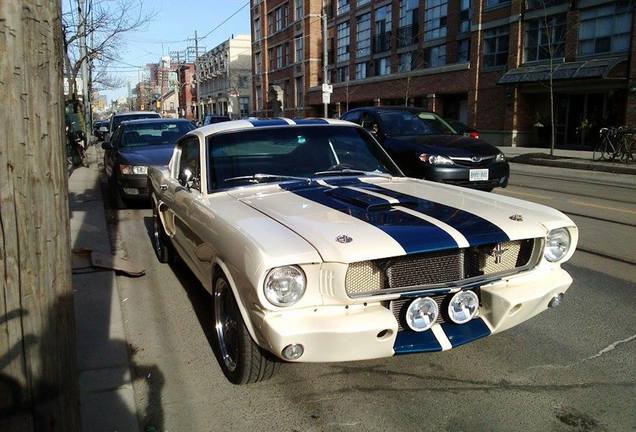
top-left (470, 131), bottom-right (479, 139)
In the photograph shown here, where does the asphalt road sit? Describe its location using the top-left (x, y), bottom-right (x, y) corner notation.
top-left (105, 163), bottom-right (636, 432)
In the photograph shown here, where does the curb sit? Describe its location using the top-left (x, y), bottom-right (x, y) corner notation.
top-left (509, 157), bottom-right (636, 175)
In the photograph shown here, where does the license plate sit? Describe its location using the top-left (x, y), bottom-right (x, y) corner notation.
top-left (469, 169), bottom-right (489, 182)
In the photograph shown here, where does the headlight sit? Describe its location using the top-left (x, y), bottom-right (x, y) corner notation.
top-left (405, 297), bottom-right (439, 332)
top-left (544, 228), bottom-right (571, 262)
top-left (419, 154), bottom-right (454, 165)
top-left (263, 265), bottom-right (306, 307)
top-left (495, 153), bottom-right (506, 162)
top-left (119, 165), bottom-right (147, 175)
top-left (448, 290), bottom-right (479, 324)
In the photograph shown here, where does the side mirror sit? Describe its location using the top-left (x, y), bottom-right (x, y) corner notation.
top-left (179, 168), bottom-right (194, 190)
top-left (101, 142), bottom-right (112, 150)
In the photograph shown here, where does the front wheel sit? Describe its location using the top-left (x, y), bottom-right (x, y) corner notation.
top-left (152, 198), bottom-right (174, 263)
top-left (213, 275), bottom-right (279, 384)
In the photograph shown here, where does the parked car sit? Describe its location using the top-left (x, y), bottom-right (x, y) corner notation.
top-left (148, 118), bottom-right (577, 384)
top-left (92, 120), bottom-right (109, 140)
top-left (447, 120), bottom-right (480, 140)
top-left (203, 114), bottom-right (231, 126)
top-left (341, 107), bottom-right (508, 191)
top-left (103, 118), bottom-right (195, 207)
top-left (105, 111), bottom-right (161, 143)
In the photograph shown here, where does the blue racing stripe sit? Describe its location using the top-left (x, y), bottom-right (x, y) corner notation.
top-left (440, 318), bottom-right (491, 348)
top-left (280, 182), bottom-right (457, 254)
top-left (293, 118), bottom-right (329, 125)
top-left (393, 329), bottom-right (442, 354)
top-left (353, 182), bottom-right (510, 246)
top-left (247, 118), bottom-right (289, 127)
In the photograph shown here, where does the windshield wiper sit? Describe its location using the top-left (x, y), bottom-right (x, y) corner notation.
top-left (313, 169), bottom-right (392, 178)
top-left (224, 173), bottom-right (311, 184)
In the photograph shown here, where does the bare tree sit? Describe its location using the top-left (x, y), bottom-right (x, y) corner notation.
top-left (62, 0), bottom-right (155, 97)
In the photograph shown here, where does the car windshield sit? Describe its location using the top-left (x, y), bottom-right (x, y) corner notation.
top-left (379, 111), bottom-right (458, 137)
top-left (120, 121), bottom-right (195, 147)
top-left (112, 113), bottom-right (159, 131)
top-left (207, 125), bottom-right (400, 190)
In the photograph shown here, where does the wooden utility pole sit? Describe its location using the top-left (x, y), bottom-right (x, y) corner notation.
top-left (0, 1), bottom-right (80, 431)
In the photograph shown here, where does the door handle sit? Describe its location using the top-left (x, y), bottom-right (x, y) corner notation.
top-left (160, 184), bottom-right (168, 191)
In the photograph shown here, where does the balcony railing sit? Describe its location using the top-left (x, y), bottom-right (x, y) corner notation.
top-left (397, 24), bottom-right (418, 48)
top-left (373, 32), bottom-right (391, 53)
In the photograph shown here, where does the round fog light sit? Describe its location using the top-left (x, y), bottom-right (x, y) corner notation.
top-left (282, 343), bottom-right (304, 360)
top-left (405, 297), bottom-right (439, 332)
top-left (448, 290), bottom-right (479, 324)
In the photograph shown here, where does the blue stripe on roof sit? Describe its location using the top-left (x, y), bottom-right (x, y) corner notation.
top-left (353, 182), bottom-right (510, 246)
top-left (247, 118), bottom-right (289, 127)
top-left (393, 329), bottom-right (443, 354)
top-left (279, 182), bottom-right (457, 254)
top-left (441, 318), bottom-right (491, 348)
top-left (293, 118), bottom-right (329, 125)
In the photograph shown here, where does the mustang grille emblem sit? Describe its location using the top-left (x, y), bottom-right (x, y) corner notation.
top-left (489, 244), bottom-right (509, 264)
top-left (509, 214), bottom-right (524, 222)
top-left (336, 235), bottom-right (353, 244)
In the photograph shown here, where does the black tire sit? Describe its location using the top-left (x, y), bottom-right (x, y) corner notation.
top-left (152, 198), bottom-right (174, 263)
top-left (213, 274), bottom-right (280, 385)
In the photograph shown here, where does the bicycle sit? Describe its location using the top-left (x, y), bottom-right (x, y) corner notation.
top-left (594, 128), bottom-right (617, 161)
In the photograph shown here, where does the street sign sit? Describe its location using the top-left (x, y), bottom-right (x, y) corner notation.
top-left (322, 92), bottom-right (331, 104)
top-left (322, 83), bottom-right (333, 94)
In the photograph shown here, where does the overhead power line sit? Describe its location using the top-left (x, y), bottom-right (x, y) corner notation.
top-left (199, 0), bottom-right (251, 40)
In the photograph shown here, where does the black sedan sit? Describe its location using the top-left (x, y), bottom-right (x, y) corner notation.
top-left (341, 107), bottom-right (509, 191)
top-left (102, 118), bottom-right (195, 207)
top-left (92, 120), bottom-right (109, 140)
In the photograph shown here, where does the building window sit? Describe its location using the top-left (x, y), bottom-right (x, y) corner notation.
top-left (377, 57), bottom-right (391, 75)
top-left (356, 13), bottom-right (371, 57)
top-left (239, 97), bottom-right (250, 117)
top-left (336, 21), bottom-right (350, 63)
top-left (335, 66), bottom-right (349, 83)
top-left (276, 45), bottom-right (284, 69)
top-left (268, 48), bottom-right (275, 70)
top-left (374, 5), bottom-right (392, 52)
top-left (579, 3), bottom-right (632, 56)
top-left (285, 42), bottom-right (291, 66)
top-left (398, 0), bottom-right (419, 47)
top-left (399, 52), bottom-right (413, 72)
top-left (484, 26), bottom-right (509, 68)
top-left (255, 52), bottom-right (262, 74)
top-left (358, 0), bottom-right (370, 6)
top-left (337, 0), bottom-right (350, 15)
top-left (425, 44), bottom-right (446, 68)
top-left (485, 0), bottom-right (510, 8)
top-left (295, 35), bottom-right (304, 62)
top-left (460, 0), bottom-right (471, 33)
top-left (355, 62), bottom-right (368, 79)
top-left (270, 6), bottom-right (288, 34)
top-left (424, 0), bottom-right (447, 41)
top-left (458, 38), bottom-right (470, 62)
top-left (525, 14), bottom-right (566, 62)
top-left (295, 0), bottom-right (303, 20)
top-left (254, 17), bottom-right (261, 40)
top-left (295, 77), bottom-right (303, 107)
top-left (255, 86), bottom-right (262, 111)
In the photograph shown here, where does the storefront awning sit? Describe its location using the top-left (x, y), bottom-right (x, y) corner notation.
top-left (497, 57), bottom-right (627, 85)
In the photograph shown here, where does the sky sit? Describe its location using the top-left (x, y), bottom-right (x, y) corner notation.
top-left (74, 0), bottom-right (251, 102)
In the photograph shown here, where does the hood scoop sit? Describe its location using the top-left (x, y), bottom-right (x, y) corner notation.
top-left (326, 187), bottom-right (418, 211)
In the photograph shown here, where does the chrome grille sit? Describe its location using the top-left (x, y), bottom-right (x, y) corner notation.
top-left (344, 239), bottom-right (540, 297)
top-left (450, 156), bottom-right (495, 168)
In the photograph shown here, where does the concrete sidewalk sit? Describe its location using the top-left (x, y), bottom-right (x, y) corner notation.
top-left (68, 146), bottom-right (140, 432)
top-left (498, 146), bottom-right (636, 175)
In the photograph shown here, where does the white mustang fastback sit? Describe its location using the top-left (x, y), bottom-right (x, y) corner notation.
top-left (148, 118), bottom-right (577, 384)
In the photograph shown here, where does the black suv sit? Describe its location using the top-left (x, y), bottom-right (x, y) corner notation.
top-left (341, 107), bottom-right (509, 191)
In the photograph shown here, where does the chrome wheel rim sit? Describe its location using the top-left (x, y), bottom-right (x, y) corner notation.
top-left (153, 209), bottom-right (162, 254)
top-left (214, 279), bottom-right (239, 372)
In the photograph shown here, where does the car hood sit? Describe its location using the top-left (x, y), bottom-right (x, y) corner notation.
top-left (119, 144), bottom-right (175, 166)
top-left (386, 134), bottom-right (498, 157)
top-left (229, 177), bottom-right (573, 263)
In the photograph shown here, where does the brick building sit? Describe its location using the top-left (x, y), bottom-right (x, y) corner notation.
top-left (251, 0), bottom-right (636, 148)
top-left (177, 63), bottom-right (197, 119)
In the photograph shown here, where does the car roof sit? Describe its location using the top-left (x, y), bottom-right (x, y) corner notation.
top-left (187, 117), bottom-right (355, 139)
top-left (112, 111), bottom-right (160, 118)
top-left (120, 118), bottom-right (191, 126)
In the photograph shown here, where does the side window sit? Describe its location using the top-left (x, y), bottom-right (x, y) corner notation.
top-left (178, 137), bottom-right (201, 191)
top-left (111, 127), bottom-right (123, 146)
top-left (342, 111), bottom-right (361, 124)
top-left (361, 112), bottom-right (380, 135)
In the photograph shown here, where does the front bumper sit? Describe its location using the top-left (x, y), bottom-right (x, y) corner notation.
top-left (254, 266), bottom-right (572, 362)
top-left (117, 175), bottom-right (149, 199)
top-left (421, 162), bottom-right (510, 189)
